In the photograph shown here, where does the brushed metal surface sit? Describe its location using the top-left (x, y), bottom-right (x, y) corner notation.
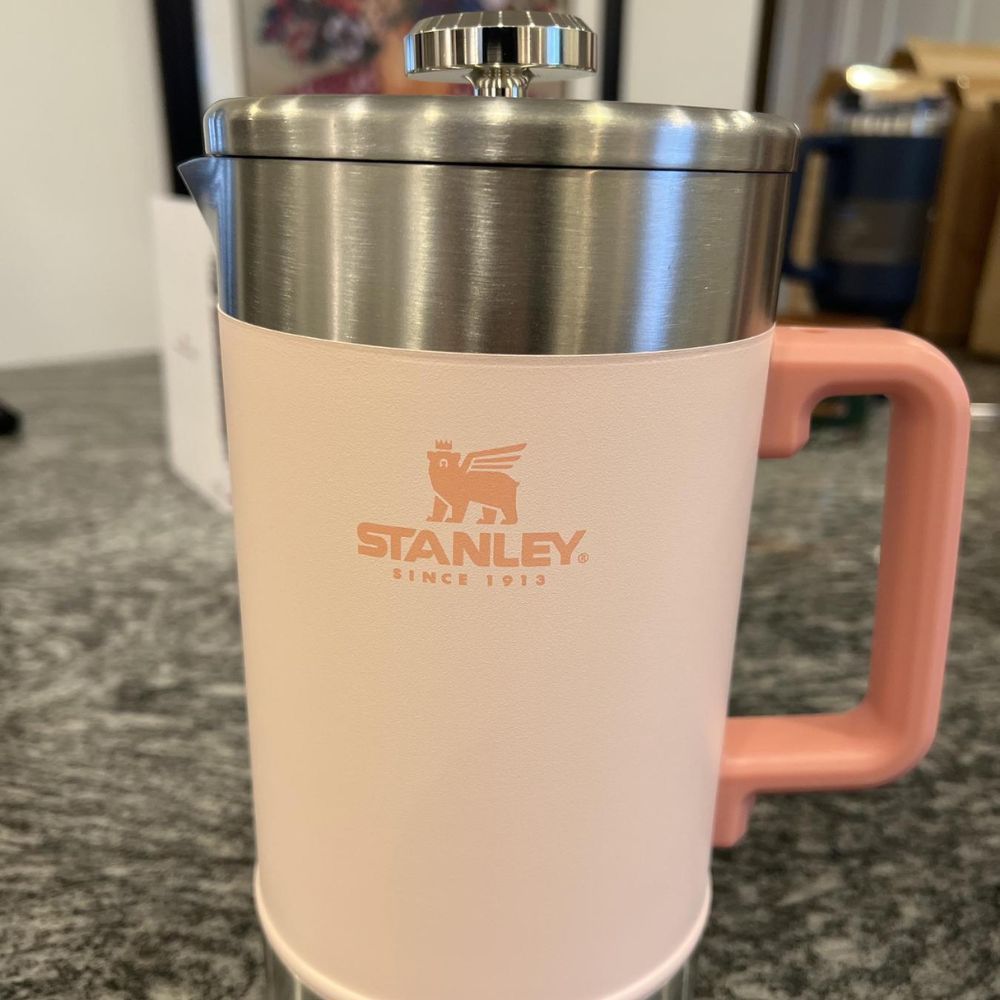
top-left (180, 156), bottom-right (788, 354)
top-left (203, 96), bottom-right (798, 173)
top-left (263, 938), bottom-right (696, 1000)
top-left (403, 10), bottom-right (596, 95)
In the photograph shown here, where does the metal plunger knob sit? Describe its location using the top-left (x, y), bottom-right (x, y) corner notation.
top-left (403, 10), bottom-right (597, 98)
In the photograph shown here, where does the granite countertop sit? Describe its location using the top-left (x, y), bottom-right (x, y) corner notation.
top-left (1, 354), bottom-right (997, 1000)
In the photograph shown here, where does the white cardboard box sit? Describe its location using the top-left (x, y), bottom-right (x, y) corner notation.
top-left (152, 194), bottom-right (231, 513)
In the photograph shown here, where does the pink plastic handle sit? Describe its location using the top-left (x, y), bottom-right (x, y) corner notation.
top-left (714, 326), bottom-right (970, 847)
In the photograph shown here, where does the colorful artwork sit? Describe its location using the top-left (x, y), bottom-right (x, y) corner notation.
top-left (241, 0), bottom-right (564, 96)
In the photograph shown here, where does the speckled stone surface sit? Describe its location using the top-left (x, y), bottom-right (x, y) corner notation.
top-left (0, 354), bottom-right (997, 1000)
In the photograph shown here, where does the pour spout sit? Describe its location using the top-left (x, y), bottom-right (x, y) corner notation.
top-left (178, 157), bottom-right (224, 247)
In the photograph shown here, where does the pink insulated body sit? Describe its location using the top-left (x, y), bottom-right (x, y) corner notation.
top-left (222, 316), bottom-right (774, 1000)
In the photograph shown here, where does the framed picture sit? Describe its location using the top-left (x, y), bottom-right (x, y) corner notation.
top-left (240, 0), bottom-right (575, 97)
top-left (191, 0), bottom-right (610, 103)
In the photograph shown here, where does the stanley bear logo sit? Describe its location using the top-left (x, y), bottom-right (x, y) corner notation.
top-left (426, 441), bottom-right (525, 525)
top-left (356, 439), bottom-right (587, 572)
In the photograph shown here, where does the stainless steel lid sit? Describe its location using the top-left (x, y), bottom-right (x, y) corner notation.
top-left (204, 96), bottom-right (797, 172)
top-left (185, 10), bottom-right (796, 355)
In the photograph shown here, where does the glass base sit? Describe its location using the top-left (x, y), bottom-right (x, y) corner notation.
top-left (263, 937), bottom-right (696, 1000)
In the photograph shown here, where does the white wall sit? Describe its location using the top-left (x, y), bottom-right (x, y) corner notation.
top-left (0, 1), bottom-right (168, 369)
top-left (566, 0), bottom-right (602, 99)
top-left (194, 0), bottom-right (247, 108)
top-left (621, 0), bottom-right (762, 109)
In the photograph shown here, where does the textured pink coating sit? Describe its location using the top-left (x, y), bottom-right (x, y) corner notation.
top-left (220, 314), bottom-right (775, 1000)
top-left (714, 326), bottom-right (970, 847)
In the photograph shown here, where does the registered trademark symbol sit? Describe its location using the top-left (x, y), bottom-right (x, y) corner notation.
top-left (578, 552), bottom-right (589, 564)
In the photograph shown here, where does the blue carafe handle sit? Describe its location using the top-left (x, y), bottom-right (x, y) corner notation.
top-left (783, 135), bottom-right (850, 284)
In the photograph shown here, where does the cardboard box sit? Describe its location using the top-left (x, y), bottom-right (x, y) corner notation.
top-left (969, 205), bottom-right (1000, 358)
top-left (890, 38), bottom-right (1000, 81)
top-left (906, 76), bottom-right (1000, 344)
top-left (969, 104), bottom-right (1000, 359)
top-left (889, 40), bottom-right (1000, 346)
top-left (151, 195), bottom-right (231, 513)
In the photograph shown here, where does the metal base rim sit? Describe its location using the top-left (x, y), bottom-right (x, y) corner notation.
top-left (263, 936), bottom-right (696, 1000)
